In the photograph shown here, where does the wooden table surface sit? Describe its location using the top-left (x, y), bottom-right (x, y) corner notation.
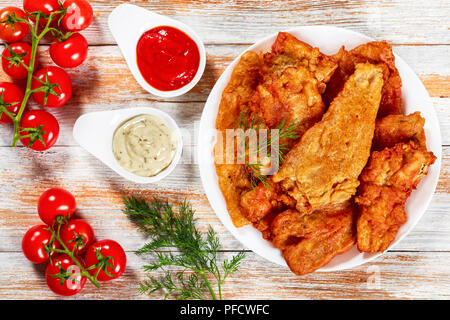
top-left (0, 0), bottom-right (449, 300)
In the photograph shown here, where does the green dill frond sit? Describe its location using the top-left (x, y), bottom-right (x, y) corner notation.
top-left (123, 196), bottom-right (246, 300)
top-left (235, 111), bottom-right (299, 189)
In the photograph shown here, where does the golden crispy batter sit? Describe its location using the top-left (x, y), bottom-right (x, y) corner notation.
top-left (249, 32), bottom-right (337, 149)
top-left (273, 201), bottom-right (356, 276)
top-left (215, 51), bottom-right (263, 227)
top-left (356, 141), bottom-right (436, 253)
top-left (216, 164), bottom-right (252, 227)
top-left (215, 51), bottom-right (262, 130)
top-left (273, 63), bottom-right (384, 212)
top-left (250, 66), bottom-right (325, 148)
top-left (324, 41), bottom-right (402, 118)
top-left (373, 112), bottom-right (426, 151)
top-left (240, 180), bottom-right (296, 238)
top-left (271, 201), bottom-right (355, 250)
top-left (262, 32), bottom-right (338, 88)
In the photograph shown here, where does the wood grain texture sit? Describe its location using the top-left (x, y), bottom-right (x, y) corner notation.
top-left (1, 251), bottom-right (450, 300)
top-left (1, 0), bottom-right (449, 45)
top-left (0, 0), bottom-right (449, 300)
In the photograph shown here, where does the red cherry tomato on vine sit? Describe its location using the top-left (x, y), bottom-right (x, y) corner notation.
top-left (60, 219), bottom-right (94, 255)
top-left (31, 66), bottom-right (72, 108)
top-left (0, 82), bottom-right (24, 123)
top-left (50, 33), bottom-right (88, 68)
top-left (61, 0), bottom-right (93, 32)
top-left (37, 188), bottom-right (76, 225)
top-left (85, 240), bottom-right (126, 281)
top-left (46, 254), bottom-right (86, 296)
top-left (0, 7), bottom-right (29, 42)
top-left (2, 42), bottom-right (38, 79)
top-left (19, 110), bottom-right (59, 151)
top-left (22, 225), bottom-right (60, 264)
top-left (23, 0), bottom-right (60, 26)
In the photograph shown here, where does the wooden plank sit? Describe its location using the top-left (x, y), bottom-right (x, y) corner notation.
top-left (0, 45), bottom-right (448, 147)
top-left (1, 44), bottom-right (448, 104)
top-left (0, 97), bottom-right (448, 148)
top-left (1, 251), bottom-right (450, 300)
top-left (0, 0), bottom-right (449, 301)
top-left (3, 0), bottom-right (450, 45)
top-left (0, 146), bottom-right (448, 252)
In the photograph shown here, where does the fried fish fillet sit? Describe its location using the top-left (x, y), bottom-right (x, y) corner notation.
top-left (270, 201), bottom-right (356, 276)
top-left (273, 63), bottom-right (384, 212)
top-left (249, 66), bottom-right (326, 149)
top-left (215, 51), bottom-right (262, 227)
top-left (356, 141), bottom-right (436, 252)
top-left (262, 32), bottom-right (338, 89)
top-left (250, 32), bottom-right (337, 147)
top-left (216, 51), bottom-right (262, 130)
top-left (373, 112), bottom-right (426, 151)
top-left (240, 180), bottom-right (296, 239)
top-left (324, 41), bottom-right (402, 118)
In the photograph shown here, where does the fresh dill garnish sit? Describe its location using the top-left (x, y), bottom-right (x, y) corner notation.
top-left (235, 111), bottom-right (299, 188)
top-left (122, 196), bottom-right (246, 300)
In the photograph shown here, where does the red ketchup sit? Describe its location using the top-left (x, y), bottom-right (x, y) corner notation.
top-left (136, 25), bottom-right (200, 91)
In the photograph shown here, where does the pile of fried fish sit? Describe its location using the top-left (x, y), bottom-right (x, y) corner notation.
top-left (215, 32), bottom-right (436, 276)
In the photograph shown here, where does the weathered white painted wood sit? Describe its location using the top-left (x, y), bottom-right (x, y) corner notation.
top-left (0, 0), bottom-right (449, 300)
top-left (1, 44), bottom-right (448, 103)
top-left (3, 0), bottom-right (450, 45)
top-left (0, 45), bottom-right (448, 147)
top-left (1, 251), bottom-right (450, 300)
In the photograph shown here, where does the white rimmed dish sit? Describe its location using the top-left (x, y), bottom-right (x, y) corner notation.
top-left (108, 4), bottom-right (206, 98)
top-left (73, 107), bottom-right (183, 184)
top-left (198, 26), bottom-right (442, 271)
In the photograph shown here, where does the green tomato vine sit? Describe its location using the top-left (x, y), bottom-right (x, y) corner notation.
top-left (0, 5), bottom-right (70, 148)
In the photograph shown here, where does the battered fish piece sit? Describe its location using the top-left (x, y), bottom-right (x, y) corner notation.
top-left (373, 112), bottom-right (426, 151)
top-left (263, 32), bottom-right (338, 89)
top-left (324, 41), bottom-right (402, 117)
top-left (356, 141), bottom-right (436, 253)
top-left (240, 180), bottom-right (296, 239)
top-left (216, 164), bottom-right (252, 227)
top-left (250, 32), bottom-right (337, 147)
top-left (273, 63), bottom-right (384, 212)
top-left (216, 51), bottom-right (262, 130)
top-left (271, 202), bottom-right (356, 276)
top-left (250, 66), bottom-right (325, 148)
top-left (215, 51), bottom-right (262, 227)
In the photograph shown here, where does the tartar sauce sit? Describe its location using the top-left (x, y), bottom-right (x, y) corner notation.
top-left (112, 114), bottom-right (177, 177)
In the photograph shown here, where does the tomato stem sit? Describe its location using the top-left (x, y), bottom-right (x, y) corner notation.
top-left (49, 220), bottom-right (102, 289)
top-left (6, 11), bottom-right (66, 147)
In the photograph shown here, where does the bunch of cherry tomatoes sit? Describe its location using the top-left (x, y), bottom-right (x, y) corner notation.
top-left (0, 0), bottom-right (93, 150)
top-left (22, 188), bottom-right (126, 296)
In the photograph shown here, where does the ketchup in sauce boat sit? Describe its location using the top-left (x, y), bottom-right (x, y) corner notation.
top-left (136, 26), bottom-right (200, 91)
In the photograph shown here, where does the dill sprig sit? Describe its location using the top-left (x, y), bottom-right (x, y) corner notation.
top-left (236, 111), bottom-right (299, 188)
top-left (122, 196), bottom-right (246, 300)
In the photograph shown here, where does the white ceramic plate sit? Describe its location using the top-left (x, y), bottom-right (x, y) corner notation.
top-left (198, 26), bottom-right (442, 271)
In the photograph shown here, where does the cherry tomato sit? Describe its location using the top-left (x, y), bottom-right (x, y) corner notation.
top-left (50, 33), bottom-right (88, 68)
top-left (31, 66), bottom-right (72, 108)
top-left (61, 0), bottom-right (93, 32)
top-left (0, 7), bottom-right (29, 42)
top-left (22, 225), bottom-right (60, 264)
top-left (60, 219), bottom-right (94, 255)
top-left (85, 240), bottom-right (126, 281)
top-left (0, 82), bottom-right (24, 123)
top-left (46, 254), bottom-right (86, 296)
top-left (37, 188), bottom-right (76, 225)
top-left (1, 42), bottom-right (38, 79)
top-left (23, 0), bottom-right (60, 26)
top-left (19, 110), bottom-right (59, 151)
